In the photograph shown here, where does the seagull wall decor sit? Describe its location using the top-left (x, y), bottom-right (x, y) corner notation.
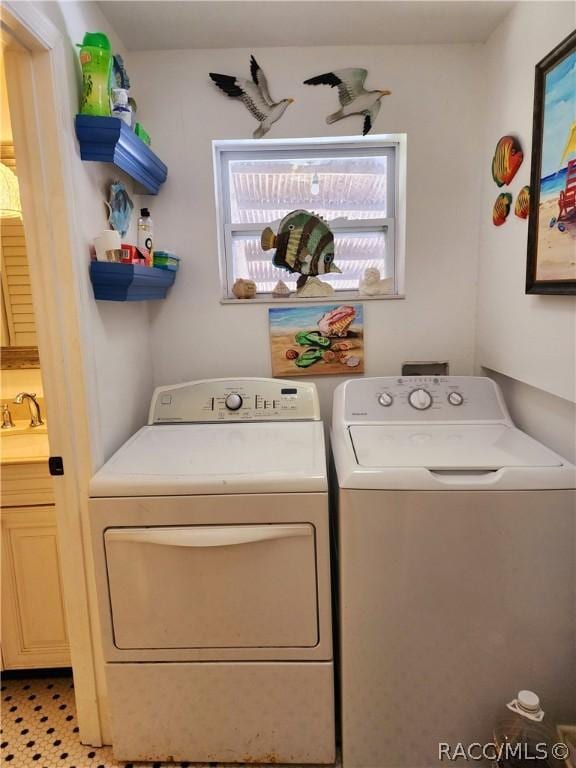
top-left (303, 68), bottom-right (391, 135)
top-left (209, 56), bottom-right (294, 139)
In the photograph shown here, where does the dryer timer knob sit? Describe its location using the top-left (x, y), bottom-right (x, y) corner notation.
top-left (408, 388), bottom-right (433, 410)
top-left (225, 393), bottom-right (243, 411)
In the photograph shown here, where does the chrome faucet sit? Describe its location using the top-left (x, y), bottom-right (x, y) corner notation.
top-left (13, 392), bottom-right (44, 427)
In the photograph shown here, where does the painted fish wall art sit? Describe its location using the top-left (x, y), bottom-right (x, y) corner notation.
top-left (209, 56), bottom-right (294, 139)
top-left (515, 186), bottom-right (530, 219)
top-left (261, 209), bottom-right (341, 291)
top-left (493, 193), bottom-right (513, 226)
top-left (303, 68), bottom-right (391, 135)
top-left (492, 135), bottom-right (524, 187)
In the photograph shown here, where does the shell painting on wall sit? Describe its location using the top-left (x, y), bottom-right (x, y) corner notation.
top-left (269, 304), bottom-right (364, 377)
top-left (514, 186), bottom-right (530, 219)
top-left (492, 135), bottom-right (524, 187)
top-left (209, 56), bottom-right (294, 139)
top-left (493, 193), bottom-right (513, 226)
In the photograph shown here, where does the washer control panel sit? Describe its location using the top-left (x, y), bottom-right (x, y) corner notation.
top-left (149, 378), bottom-right (320, 423)
top-left (344, 376), bottom-right (507, 423)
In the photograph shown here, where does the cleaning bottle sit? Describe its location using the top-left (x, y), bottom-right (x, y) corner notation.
top-left (494, 691), bottom-right (564, 768)
top-left (137, 208), bottom-right (154, 264)
top-left (111, 88), bottom-right (132, 127)
top-left (77, 32), bottom-right (113, 116)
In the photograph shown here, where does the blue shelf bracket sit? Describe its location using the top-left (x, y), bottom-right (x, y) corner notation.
top-left (75, 116), bottom-right (168, 195)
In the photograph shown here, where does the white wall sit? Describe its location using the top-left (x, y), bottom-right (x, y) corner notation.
top-left (476, 2), bottom-right (576, 455)
top-left (486, 368), bottom-right (576, 463)
top-left (128, 44), bottom-right (484, 418)
top-left (31, 1), bottom-right (155, 468)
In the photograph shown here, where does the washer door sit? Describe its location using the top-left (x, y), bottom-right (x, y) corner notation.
top-left (104, 524), bottom-right (318, 650)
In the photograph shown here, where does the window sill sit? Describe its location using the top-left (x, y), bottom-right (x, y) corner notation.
top-left (220, 291), bottom-right (405, 305)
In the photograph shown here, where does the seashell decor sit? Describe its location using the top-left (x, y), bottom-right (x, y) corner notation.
top-left (232, 278), bottom-right (257, 299)
top-left (358, 267), bottom-right (393, 296)
top-left (272, 280), bottom-right (290, 298)
top-left (296, 276), bottom-right (334, 298)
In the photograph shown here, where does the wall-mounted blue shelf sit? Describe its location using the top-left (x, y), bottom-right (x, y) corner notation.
top-left (90, 262), bottom-right (176, 301)
top-left (75, 116), bottom-right (168, 194)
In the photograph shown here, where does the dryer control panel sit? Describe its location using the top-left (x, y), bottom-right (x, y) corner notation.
top-left (343, 376), bottom-right (508, 423)
top-left (149, 378), bottom-right (321, 423)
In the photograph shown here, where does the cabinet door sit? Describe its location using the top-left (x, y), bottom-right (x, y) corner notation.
top-left (1, 506), bottom-right (70, 668)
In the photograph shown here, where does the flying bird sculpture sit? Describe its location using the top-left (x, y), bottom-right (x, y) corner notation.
top-left (209, 56), bottom-right (294, 139)
top-left (304, 68), bottom-right (391, 135)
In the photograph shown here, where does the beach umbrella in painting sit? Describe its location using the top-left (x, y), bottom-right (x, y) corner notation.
top-left (560, 121), bottom-right (576, 165)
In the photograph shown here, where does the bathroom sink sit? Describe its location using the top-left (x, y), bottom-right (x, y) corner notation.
top-left (1, 421), bottom-right (50, 464)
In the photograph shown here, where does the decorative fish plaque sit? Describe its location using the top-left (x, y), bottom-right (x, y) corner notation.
top-left (492, 135), bottom-right (523, 187)
top-left (514, 186), bottom-right (530, 219)
top-left (261, 209), bottom-right (341, 291)
top-left (493, 193), bottom-right (513, 226)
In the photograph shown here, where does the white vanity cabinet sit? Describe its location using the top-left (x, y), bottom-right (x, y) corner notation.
top-left (1, 463), bottom-right (70, 669)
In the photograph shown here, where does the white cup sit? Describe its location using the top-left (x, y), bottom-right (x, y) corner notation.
top-left (94, 230), bottom-right (121, 261)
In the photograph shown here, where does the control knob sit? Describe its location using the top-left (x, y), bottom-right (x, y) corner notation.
top-left (378, 392), bottom-right (393, 407)
top-left (408, 388), bottom-right (433, 410)
top-left (225, 393), bottom-right (243, 411)
top-left (448, 391), bottom-right (464, 406)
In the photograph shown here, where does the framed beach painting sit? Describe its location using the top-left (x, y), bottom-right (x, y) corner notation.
top-left (269, 304), bottom-right (364, 377)
top-left (526, 31), bottom-right (576, 294)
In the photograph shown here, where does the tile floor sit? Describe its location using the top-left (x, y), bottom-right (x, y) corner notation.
top-left (1, 674), bottom-right (339, 768)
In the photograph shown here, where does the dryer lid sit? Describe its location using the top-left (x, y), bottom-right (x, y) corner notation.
top-left (90, 421), bottom-right (327, 496)
top-left (349, 424), bottom-right (563, 470)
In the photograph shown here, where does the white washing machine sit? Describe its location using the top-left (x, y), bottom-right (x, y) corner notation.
top-left (331, 376), bottom-right (576, 768)
top-left (90, 378), bottom-right (335, 764)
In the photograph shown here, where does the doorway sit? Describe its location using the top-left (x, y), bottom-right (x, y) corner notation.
top-left (1, 2), bottom-right (105, 746)
top-left (1, 58), bottom-right (70, 671)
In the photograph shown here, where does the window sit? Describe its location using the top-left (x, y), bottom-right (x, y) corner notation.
top-left (213, 136), bottom-right (406, 301)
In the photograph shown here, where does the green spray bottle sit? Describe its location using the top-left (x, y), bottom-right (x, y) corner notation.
top-left (77, 32), bottom-right (112, 116)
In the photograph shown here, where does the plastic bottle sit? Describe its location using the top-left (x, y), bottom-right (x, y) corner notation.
top-left (137, 208), bottom-right (154, 263)
top-left (111, 88), bottom-right (132, 127)
top-left (493, 691), bottom-right (563, 768)
top-left (77, 32), bottom-right (112, 116)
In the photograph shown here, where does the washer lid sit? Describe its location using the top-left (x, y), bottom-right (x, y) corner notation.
top-left (349, 424), bottom-right (563, 470)
top-left (90, 421), bottom-right (327, 496)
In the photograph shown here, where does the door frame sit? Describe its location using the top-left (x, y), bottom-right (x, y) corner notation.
top-left (2, 2), bottom-right (104, 745)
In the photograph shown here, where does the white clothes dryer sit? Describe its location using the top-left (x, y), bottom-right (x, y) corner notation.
top-left (90, 378), bottom-right (335, 764)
